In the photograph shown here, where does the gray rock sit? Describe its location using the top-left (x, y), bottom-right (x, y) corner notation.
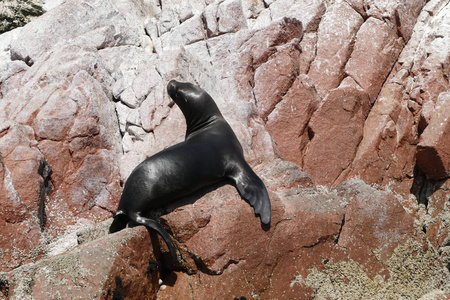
top-left (217, 0), bottom-right (248, 34)
top-left (160, 14), bottom-right (205, 50)
top-left (10, 0), bottom-right (152, 65)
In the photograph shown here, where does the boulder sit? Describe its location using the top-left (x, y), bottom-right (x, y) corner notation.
top-left (346, 0), bottom-right (450, 193)
top-left (2, 222), bottom-right (161, 300)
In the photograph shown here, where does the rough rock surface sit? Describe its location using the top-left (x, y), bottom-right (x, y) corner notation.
top-left (0, 0), bottom-right (449, 299)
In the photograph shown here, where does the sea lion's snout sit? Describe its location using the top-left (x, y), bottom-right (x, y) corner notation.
top-left (167, 80), bottom-right (178, 98)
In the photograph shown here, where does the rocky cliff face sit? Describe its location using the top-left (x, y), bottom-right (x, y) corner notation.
top-left (0, 0), bottom-right (449, 299)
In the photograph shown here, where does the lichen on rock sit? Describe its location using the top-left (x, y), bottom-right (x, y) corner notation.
top-left (0, 0), bottom-right (44, 34)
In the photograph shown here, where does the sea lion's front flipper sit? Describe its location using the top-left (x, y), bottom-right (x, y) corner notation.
top-left (229, 164), bottom-right (271, 225)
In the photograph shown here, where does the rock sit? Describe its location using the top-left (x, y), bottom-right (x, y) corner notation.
top-left (303, 77), bottom-right (370, 185)
top-left (0, 122), bottom-right (47, 272)
top-left (2, 225), bottom-right (161, 300)
top-left (203, 0), bottom-right (248, 37)
top-left (345, 0), bottom-right (426, 41)
top-left (307, 1), bottom-right (363, 98)
top-left (346, 83), bottom-right (417, 190)
top-left (160, 14), bottom-right (205, 50)
top-left (417, 92), bottom-right (450, 179)
top-left (269, 0), bottom-right (325, 32)
top-left (158, 178), bottom-right (450, 299)
top-left (9, 0), bottom-right (151, 65)
top-left (0, 43), bottom-right (123, 243)
top-left (0, 0), bottom-right (449, 298)
top-left (345, 0), bottom-right (449, 192)
top-left (253, 39), bottom-right (301, 119)
top-left (345, 17), bottom-right (404, 102)
top-left (202, 2), bottom-right (220, 37)
top-left (217, 0), bottom-right (248, 34)
top-left (266, 74), bottom-right (319, 166)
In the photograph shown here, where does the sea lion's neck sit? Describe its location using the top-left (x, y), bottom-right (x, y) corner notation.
top-left (185, 115), bottom-right (222, 139)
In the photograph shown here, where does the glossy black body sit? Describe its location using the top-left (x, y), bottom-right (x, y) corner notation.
top-left (110, 80), bottom-right (271, 262)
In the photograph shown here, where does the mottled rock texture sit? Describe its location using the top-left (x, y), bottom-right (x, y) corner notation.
top-left (0, 0), bottom-right (449, 299)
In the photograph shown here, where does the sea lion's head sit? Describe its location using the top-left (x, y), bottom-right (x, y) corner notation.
top-left (167, 80), bottom-right (223, 131)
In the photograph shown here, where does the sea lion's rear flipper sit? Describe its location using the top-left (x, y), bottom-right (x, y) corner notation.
top-left (229, 164), bottom-right (271, 225)
top-left (134, 216), bottom-right (178, 262)
top-left (109, 211), bottom-right (129, 233)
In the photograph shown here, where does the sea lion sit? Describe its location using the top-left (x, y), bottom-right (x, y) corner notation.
top-left (109, 80), bottom-right (271, 262)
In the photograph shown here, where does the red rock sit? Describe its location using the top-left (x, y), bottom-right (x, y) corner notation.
top-left (33, 70), bottom-right (122, 234)
top-left (298, 32), bottom-right (317, 74)
top-left (417, 92), bottom-right (450, 179)
top-left (33, 91), bottom-right (78, 140)
top-left (303, 77), bottom-right (370, 185)
top-left (253, 39), bottom-right (301, 120)
top-left (346, 83), bottom-right (417, 191)
top-left (345, 0), bottom-right (426, 41)
top-left (244, 17), bottom-right (303, 68)
top-left (0, 0), bottom-right (448, 298)
top-left (345, 17), bottom-right (404, 102)
top-left (159, 177), bottom-right (447, 299)
top-left (0, 122), bottom-right (46, 272)
top-left (160, 174), bottom-right (347, 298)
top-left (266, 75), bottom-right (319, 166)
top-left (336, 182), bottom-right (417, 276)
